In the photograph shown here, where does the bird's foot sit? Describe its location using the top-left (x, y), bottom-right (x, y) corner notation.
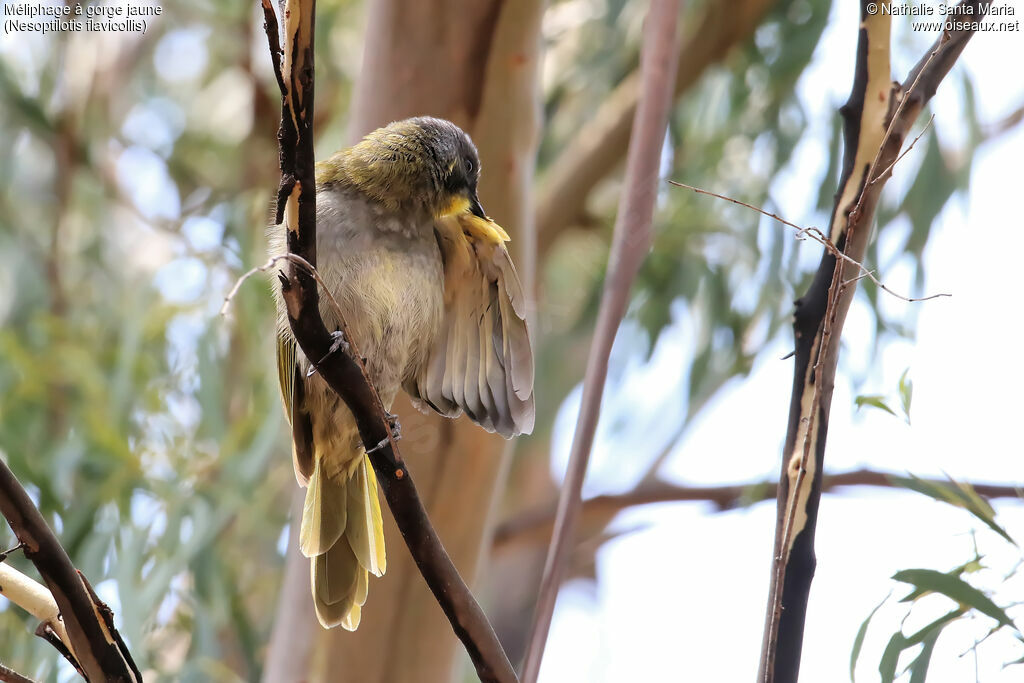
top-left (307, 331), bottom-right (351, 377)
top-left (324, 330), bottom-right (351, 358)
top-left (385, 412), bottom-right (401, 441)
top-left (365, 413), bottom-right (402, 455)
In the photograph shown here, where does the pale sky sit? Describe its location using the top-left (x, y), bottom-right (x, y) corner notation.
top-left (541, 2), bottom-right (1024, 681)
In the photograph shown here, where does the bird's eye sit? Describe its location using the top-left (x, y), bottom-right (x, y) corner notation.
top-left (465, 157), bottom-right (474, 174)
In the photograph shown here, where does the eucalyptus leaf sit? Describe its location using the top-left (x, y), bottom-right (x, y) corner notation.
top-left (893, 568), bottom-right (1016, 630)
top-left (854, 394), bottom-right (897, 417)
top-left (890, 474), bottom-right (1016, 545)
top-left (851, 593), bottom-right (889, 682)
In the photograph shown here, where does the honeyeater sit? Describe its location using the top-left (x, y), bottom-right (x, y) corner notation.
top-left (270, 117), bottom-right (535, 630)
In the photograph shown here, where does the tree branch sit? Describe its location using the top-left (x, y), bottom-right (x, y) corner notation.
top-left (535, 0), bottom-right (777, 251)
top-left (0, 662), bottom-right (37, 683)
top-left (519, 3), bottom-right (681, 681)
top-left (260, 2), bottom-right (516, 682)
top-left (491, 469), bottom-right (1023, 550)
top-left (0, 563), bottom-right (72, 650)
top-left (0, 461), bottom-right (139, 681)
top-left (758, 3), bottom-right (991, 681)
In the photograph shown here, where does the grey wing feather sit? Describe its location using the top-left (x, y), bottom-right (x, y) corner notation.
top-left (405, 224), bottom-right (535, 438)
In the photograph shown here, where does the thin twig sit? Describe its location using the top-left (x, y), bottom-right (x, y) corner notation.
top-left (859, 35), bottom-right (949, 201)
top-left (0, 541), bottom-right (23, 563)
top-left (668, 181), bottom-right (951, 303)
top-left (520, 3), bottom-right (680, 681)
top-left (220, 253), bottom-right (347, 329)
top-left (869, 114), bottom-right (935, 186)
top-left (34, 623), bottom-right (84, 680)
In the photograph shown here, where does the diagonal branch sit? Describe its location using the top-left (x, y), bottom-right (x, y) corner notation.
top-left (259, 2), bottom-right (516, 681)
top-left (757, 3), bottom-right (992, 682)
top-left (0, 462), bottom-right (139, 681)
top-left (519, 2), bottom-right (681, 681)
top-left (0, 663), bottom-right (36, 683)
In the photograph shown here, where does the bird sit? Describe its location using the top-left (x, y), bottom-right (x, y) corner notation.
top-left (270, 116), bottom-right (535, 630)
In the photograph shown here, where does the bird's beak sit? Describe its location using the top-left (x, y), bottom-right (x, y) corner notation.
top-left (469, 194), bottom-right (487, 219)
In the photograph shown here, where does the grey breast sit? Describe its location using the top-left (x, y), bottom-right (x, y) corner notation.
top-left (314, 186), bottom-right (445, 405)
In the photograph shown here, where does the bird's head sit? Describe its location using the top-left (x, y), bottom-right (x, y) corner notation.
top-left (320, 116), bottom-right (488, 221)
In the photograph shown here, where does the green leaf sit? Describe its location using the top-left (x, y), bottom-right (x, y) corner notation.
top-left (892, 568), bottom-right (1016, 630)
top-left (907, 622), bottom-right (944, 683)
top-left (889, 474), bottom-right (1017, 546)
top-left (879, 631), bottom-right (907, 683)
top-left (880, 609), bottom-right (964, 683)
top-left (851, 593), bottom-right (889, 681)
top-left (898, 369), bottom-right (913, 422)
top-left (855, 394), bottom-right (897, 417)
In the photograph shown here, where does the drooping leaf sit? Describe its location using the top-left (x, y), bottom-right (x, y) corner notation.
top-left (854, 394), bottom-right (897, 417)
top-left (898, 368), bottom-right (913, 422)
top-left (893, 568), bottom-right (1016, 630)
top-left (907, 624), bottom-right (943, 683)
top-left (879, 608), bottom-right (964, 683)
top-left (889, 474), bottom-right (1017, 545)
top-left (851, 593), bottom-right (889, 681)
top-left (879, 631), bottom-right (907, 683)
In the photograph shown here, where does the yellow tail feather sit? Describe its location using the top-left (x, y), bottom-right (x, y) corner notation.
top-left (304, 453), bottom-right (387, 629)
top-left (346, 457), bottom-right (387, 576)
top-left (299, 458), bottom-right (347, 558)
top-left (312, 540), bottom-right (363, 629)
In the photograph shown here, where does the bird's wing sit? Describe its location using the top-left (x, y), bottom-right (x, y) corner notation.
top-left (405, 213), bottom-right (535, 438)
top-left (277, 334), bottom-right (315, 483)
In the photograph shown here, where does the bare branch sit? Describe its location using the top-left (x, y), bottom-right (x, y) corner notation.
top-left (492, 469), bottom-right (1023, 550)
top-left (259, 3), bottom-right (516, 682)
top-left (0, 663), bottom-right (37, 683)
top-left (520, 3), bottom-right (681, 681)
top-left (0, 461), bottom-right (139, 681)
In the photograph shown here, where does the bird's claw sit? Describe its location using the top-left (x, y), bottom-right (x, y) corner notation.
top-left (308, 331), bottom-right (351, 377)
top-left (320, 330), bottom-right (350, 361)
top-left (385, 412), bottom-right (401, 440)
top-left (365, 413), bottom-right (402, 455)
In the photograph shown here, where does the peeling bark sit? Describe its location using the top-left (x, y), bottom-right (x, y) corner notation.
top-left (758, 3), bottom-right (991, 681)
